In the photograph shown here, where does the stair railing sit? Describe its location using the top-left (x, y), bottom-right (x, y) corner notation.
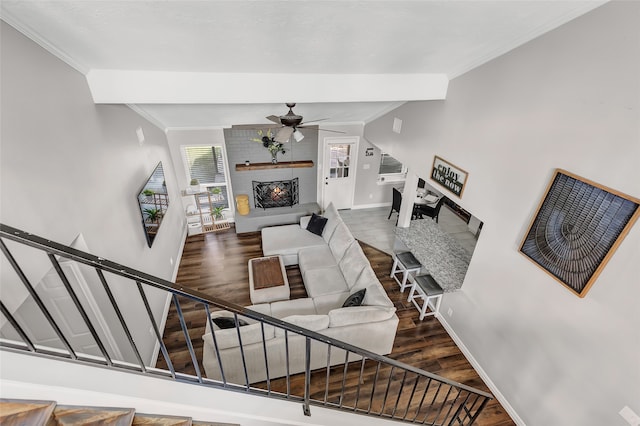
top-left (0, 224), bottom-right (492, 425)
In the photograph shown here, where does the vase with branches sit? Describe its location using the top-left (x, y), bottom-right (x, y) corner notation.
top-left (251, 129), bottom-right (285, 163)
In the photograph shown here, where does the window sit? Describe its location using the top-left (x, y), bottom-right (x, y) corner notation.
top-left (378, 153), bottom-right (407, 183)
top-left (183, 146), bottom-right (230, 209)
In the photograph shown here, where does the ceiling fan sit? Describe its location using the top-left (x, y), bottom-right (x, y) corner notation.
top-left (234, 103), bottom-right (344, 143)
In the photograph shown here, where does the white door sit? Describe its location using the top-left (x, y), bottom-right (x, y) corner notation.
top-left (322, 137), bottom-right (358, 210)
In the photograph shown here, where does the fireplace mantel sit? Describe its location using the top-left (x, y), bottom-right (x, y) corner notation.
top-left (235, 160), bottom-right (313, 171)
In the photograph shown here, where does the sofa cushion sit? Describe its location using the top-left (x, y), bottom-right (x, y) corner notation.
top-left (304, 266), bottom-right (349, 298)
top-left (363, 283), bottom-right (394, 307)
top-left (351, 266), bottom-right (378, 292)
top-left (339, 242), bottom-right (368, 288)
top-left (270, 298), bottom-right (317, 318)
top-left (328, 306), bottom-right (397, 328)
top-left (312, 292), bottom-right (350, 315)
top-left (321, 203), bottom-right (341, 243)
top-left (328, 222), bottom-right (355, 262)
top-left (261, 224), bottom-right (325, 264)
top-left (306, 213), bottom-right (328, 236)
top-left (275, 314), bottom-right (330, 337)
top-left (202, 322), bottom-right (275, 350)
top-left (342, 288), bottom-right (366, 307)
top-left (298, 245), bottom-right (336, 272)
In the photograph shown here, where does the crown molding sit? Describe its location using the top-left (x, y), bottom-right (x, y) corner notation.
top-left (0, 14), bottom-right (89, 74)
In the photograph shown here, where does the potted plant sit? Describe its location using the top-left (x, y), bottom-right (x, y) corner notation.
top-left (211, 206), bottom-right (225, 222)
top-left (210, 186), bottom-right (223, 201)
top-left (189, 178), bottom-right (200, 193)
top-left (143, 208), bottom-right (161, 223)
top-left (143, 189), bottom-right (154, 196)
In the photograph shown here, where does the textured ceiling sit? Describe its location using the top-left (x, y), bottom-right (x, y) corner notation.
top-left (1, 1), bottom-right (607, 129)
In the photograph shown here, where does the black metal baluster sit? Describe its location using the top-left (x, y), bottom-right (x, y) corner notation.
top-left (338, 350), bottom-right (350, 408)
top-left (260, 322), bottom-right (271, 394)
top-left (447, 391), bottom-right (472, 425)
top-left (95, 269), bottom-right (146, 372)
top-left (421, 381), bottom-right (443, 424)
top-left (324, 345), bottom-right (332, 404)
top-left (391, 370), bottom-right (408, 418)
top-left (467, 395), bottom-right (490, 426)
top-left (0, 239), bottom-right (76, 359)
top-left (203, 305), bottom-right (226, 385)
top-left (136, 281), bottom-right (175, 378)
top-left (303, 337), bottom-right (311, 416)
top-left (367, 361), bottom-right (381, 414)
top-left (48, 254), bottom-right (112, 366)
top-left (379, 366), bottom-right (395, 416)
top-left (284, 330), bottom-right (291, 398)
top-left (440, 388), bottom-right (463, 424)
top-left (353, 357), bottom-right (367, 411)
top-left (412, 377), bottom-right (432, 423)
top-left (233, 312), bottom-right (250, 390)
top-left (0, 301), bottom-right (35, 351)
top-left (403, 374), bottom-right (420, 420)
top-left (172, 294), bottom-right (202, 382)
top-left (430, 385), bottom-right (454, 425)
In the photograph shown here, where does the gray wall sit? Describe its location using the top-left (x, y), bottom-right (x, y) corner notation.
top-left (364, 3), bottom-right (639, 425)
top-left (0, 21), bottom-right (185, 364)
top-left (225, 128), bottom-right (318, 209)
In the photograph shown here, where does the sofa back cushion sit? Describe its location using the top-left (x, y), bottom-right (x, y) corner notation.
top-left (339, 241), bottom-right (368, 288)
top-left (275, 314), bottom-right (330, 337)
top-left (203, 322), bottom-right (275, 350)
top-left (321, 203), bottom-right (341, 243)
top-left (328, 222), bottom-right (355, 262)
top-left (328, 305), bottom-right (397, 327)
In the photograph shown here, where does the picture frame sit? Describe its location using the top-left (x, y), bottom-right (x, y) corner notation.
top-left (519, 169), bottom-right (639, 298)
top-left (430, 155), bottom-right (468, 197)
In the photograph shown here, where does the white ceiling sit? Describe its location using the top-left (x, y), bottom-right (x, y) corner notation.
top-left (1, 1), bottom-right (607, 130)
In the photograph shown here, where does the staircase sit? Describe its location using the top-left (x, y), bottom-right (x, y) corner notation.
top-left (0, 398), bottom-right (238, 425)
top-left (0, 224), bottom-right (492, 425)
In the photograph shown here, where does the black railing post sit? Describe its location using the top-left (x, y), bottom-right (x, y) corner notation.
top-left (172, 294), bottom-right (203, 382)
top-left (303, 336), bottom-right (311, 416)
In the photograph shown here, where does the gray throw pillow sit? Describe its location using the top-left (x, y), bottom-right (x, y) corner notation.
top-left (342, 288), bottom-right (367, 307)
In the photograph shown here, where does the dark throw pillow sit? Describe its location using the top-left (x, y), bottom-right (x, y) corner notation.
top-left (212, 317), bottom-right (248, 330)
top-left (342, 288), bottom-right (367, 308)
top-left (306, 213), bottom-right (328, 236)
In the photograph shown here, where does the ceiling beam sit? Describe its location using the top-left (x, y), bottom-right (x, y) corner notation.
top-left (86, 71), bottom-right (448, 104)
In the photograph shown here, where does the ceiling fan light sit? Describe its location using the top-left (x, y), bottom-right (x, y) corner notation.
top-left (293, 129), bottom-right (304, 142)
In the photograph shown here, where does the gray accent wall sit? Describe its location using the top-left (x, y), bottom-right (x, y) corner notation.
top-left (0, 21), bottom-right (184, 365)
top-left (224, 128), bottom-right (318, 209)
top-left (364, 3), bottom-right (639, 425)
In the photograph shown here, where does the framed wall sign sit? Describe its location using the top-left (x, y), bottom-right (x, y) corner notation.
top-left (430, 155), bottom-right (468, 197)
top-left (519, 169), bottom-right (639, 298)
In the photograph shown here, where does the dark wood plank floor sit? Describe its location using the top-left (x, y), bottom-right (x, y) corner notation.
top-left (159, 227), bottom-right (515, 426)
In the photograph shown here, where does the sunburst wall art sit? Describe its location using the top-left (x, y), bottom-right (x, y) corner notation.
top-left (520, 169), bottom-right (639, 298)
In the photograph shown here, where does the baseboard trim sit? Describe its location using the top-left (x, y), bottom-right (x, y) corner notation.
top-left (438, 316), bottom-right (525, 426)
top-left (351, 202), bottom-right (392, 209)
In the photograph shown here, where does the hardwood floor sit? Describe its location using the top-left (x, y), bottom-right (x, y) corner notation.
top-left (160, 227), bottom-right (515, 426)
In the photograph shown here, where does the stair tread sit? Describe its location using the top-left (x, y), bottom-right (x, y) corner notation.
top-left (0, 399), bottom-right (56, 426)
top-left (133, 413), bottom-right (191, 425)
top-left (50, 405), bottom-right (135, 426)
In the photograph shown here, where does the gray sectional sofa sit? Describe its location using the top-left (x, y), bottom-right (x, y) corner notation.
top-left (201, 203), bottom-right (399, 384)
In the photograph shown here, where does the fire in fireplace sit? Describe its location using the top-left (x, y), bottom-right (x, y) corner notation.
top-left (253, 178), bottom-right (299, 209)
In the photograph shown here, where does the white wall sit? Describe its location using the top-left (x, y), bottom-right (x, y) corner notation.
top-left (365, 3), bottom-right (639, 425)
top-left (0, 21), bottom-right (185, 364)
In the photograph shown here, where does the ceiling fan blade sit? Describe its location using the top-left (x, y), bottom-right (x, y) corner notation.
top-left (300, 118), bottom-right (330, 125)
top-left (232, 123), bottom-right (281, 129)
top-left (275, 126), bottom-right (294, 143)
top-left (266, 115), bottom-right (282, 124)
top-left (298, 126), bottom-right (346, 134)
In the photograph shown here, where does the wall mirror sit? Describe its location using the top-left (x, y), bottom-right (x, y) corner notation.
top-left (395, 176), bottom-right (483, 291)
top-left (137, 162), bottom-right (169, 247)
